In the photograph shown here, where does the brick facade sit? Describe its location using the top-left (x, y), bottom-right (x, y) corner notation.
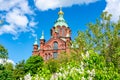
top-left (32, 8), bottom-right (71, 60)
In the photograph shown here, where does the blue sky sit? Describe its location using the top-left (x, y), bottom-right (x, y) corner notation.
top-left (0, 0), bottom-right (120, 64)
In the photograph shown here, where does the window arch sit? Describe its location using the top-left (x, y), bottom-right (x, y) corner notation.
top-left (53, 42), bottom-right (58, 50)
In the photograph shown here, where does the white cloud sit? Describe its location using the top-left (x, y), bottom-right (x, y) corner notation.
top-left (7, 59), bottom-right (15, 65)
top-left (29, 21), bottom-right (38, 27)
top-left (104, 0), bottom-right (120, 22)
top-left (0, 0), bottom-right (21, 11)
top-left (0, 0), bottom-right (37, 39)
top-left (0, 24), bottom-right (17, 35)
top-left (34, 0), bottom-right (98, 11)
top-left (0, 0), bottom-right (32, 13)
top-left (17, 0), bottom-right (33, 14)
top-left (0, 58), bottom-right (15, 65)
top-left (6, 9), bottom-right (29, 27)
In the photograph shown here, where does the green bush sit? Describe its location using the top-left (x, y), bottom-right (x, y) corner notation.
top-left (25, 55), bottom-right (43, 75)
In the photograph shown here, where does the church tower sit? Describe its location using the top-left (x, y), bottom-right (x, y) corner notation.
top-left (32, 8), bottom-right (71, 60)
top-left (51, 7), bottom-right (71, 40)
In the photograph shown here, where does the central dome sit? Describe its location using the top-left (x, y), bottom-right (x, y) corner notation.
top-left (54, 8), bottom-right (68, 27)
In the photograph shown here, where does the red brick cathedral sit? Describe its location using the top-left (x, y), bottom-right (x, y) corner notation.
top-left (32, 8), bottom-right (71, 60)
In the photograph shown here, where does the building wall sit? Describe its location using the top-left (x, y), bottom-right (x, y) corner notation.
top-left (32, 26), bottom-right (71, 60)
top-left (32, 8), bottom-right (71, 60)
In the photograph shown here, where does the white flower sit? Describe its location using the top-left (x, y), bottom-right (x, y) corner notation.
top-left (81, 61), bottom-right (84, 66)
top-left (39, 77), bottom-right (44, 80)
top-left (60, 67), bottom-right (63, 71)
top-left (75, 68), bottom-right (79, 72)
top-left (80, 63), bottom-right (84, 72)
top-left (50, 73), bottom-right (58, 80)
top-left (87, 69), bottom-right (95, 77)
top-left (78, 69), bottom-right (83, 74)
top-left (64, 71), bottom-right (68, 75)
top-left (87, 70), bottom-right (90, 74)
top-left (91, 69), bottom-right (95, 77)
top-left (24, 73), bottom-right (32, 80)
top-left (81, 76), bottom-right (85, 80)
top-left (81, 53), bottom-right (84, 58)
top-left (58, 72), bottom-right (62, 77)
top-left (86, 51), bottom-right (89, 58)
top-left (20, 78), bottom-right (22, 80)
top-left (81, 67), bottom-right (84, 72)
top-left (88, 76), bottom-right (93, 80)
top-left (50, 75), bottom-right (54, 80)
top-left (70, 68), bottom-right (74, 74)
top-left (62, 73), bottom-right (66, 79)
top-left (67, 66), bottom-right (70, 69)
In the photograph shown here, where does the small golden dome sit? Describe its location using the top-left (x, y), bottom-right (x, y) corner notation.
top-left (58, 7), bottom-right (64, 15)
top-left (58, 10), bottom-right (64, 15)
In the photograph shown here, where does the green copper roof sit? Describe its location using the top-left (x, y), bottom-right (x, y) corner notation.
top-left (40, 31), bottom-right (44, 39)
top-left (54, 8), bottom-right (68, 27)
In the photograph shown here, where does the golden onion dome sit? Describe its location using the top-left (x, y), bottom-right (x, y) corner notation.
top-left (58, 7), bottom-right (64, 15)
top-left (54, 7), bottom-right (68, 27)
top-left (58, 10), bottom-right (64, 15)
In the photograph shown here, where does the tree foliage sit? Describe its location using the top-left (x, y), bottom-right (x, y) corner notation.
top-left (0, 63), bottom-right (15, 80)
top-left (73, 12), bottom-right (120, 71)
top-left (13, 60), bottom-right (26, 79)
top-left (46, 59), bottom-right (58, 73)
top-left (0, 44), bottom-right (8, 59)
top-left (0, 12), bottom-right (120, 80)
top-left (0, 70), bottom-right (15, 80)
top-left (25, 55), bottom-right (44, 75)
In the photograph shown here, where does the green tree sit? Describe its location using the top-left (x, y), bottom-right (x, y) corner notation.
top-left (31, 12), bottom-right (120, 80)
top-left (13, 60), bottom-right (25, 79)
top-left (46, 59), bottom-right (58, 73)
top-left (0, 45), bottom-right (15, 80)
top-left (25, 56), bottom-right (43, 75)
top-left (0, 64), bottom-right (5, 73)
top-left (0, 44), bottom-right (8, 59)
top-left (4, 62), bottom-right (14, 70)
top-left (0, 70), bottom-right (15, 80)
top-left (73, 12), bottom-right (120, 70)
top-left (0, 63), bottom-right (15, 80)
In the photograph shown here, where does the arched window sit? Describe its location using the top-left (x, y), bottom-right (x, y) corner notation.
top-left (53, 42), bottom-right (58, 50)
top-left (53, 52), bottom-right (58, 59)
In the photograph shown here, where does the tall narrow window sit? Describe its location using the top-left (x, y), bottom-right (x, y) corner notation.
top-left (44, 53), bottom-right (47, 60)
top-left (62, 29), bottom-right (65, 36)
top-left (47, 53), bottom-right (50, 60)
top-left (58, 28), bottom-right (60, 36)
top-left (53, 42), bottom-right (58, 50)
top-left (53, 52), bottom-right (58, 59)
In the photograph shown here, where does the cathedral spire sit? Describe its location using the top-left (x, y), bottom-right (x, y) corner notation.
top-left (58, 7), bottom-right (64, 15)
top-left (54, 7), bottom-right (68, 27)
top-left (58, 7), bottom-right (64, 19)
top-left (34, 35), bottom-right (38, 45)
top-left (40, 31), bottom-right (44, 39)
